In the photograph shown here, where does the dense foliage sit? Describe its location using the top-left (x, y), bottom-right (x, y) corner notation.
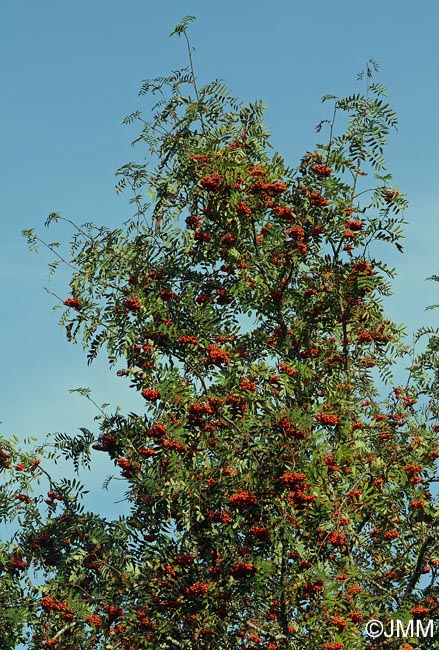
top-left (3, 16), bottom-right (439, 650)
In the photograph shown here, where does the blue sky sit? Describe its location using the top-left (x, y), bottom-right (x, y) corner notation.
top-left (1, 0), bottom-right (439, 518)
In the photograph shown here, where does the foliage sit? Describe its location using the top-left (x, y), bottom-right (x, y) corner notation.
top-left (4, 16), bottom-right (439, 650)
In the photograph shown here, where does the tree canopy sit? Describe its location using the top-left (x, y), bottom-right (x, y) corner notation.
top-left (2, 17), bottom-right (439, 650)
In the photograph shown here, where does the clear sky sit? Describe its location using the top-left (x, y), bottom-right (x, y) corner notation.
top-left (1, 0), bottom-right (439, 518)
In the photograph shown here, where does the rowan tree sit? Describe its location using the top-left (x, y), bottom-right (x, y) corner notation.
top-left (3, 16), bottom-right (439, 650)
